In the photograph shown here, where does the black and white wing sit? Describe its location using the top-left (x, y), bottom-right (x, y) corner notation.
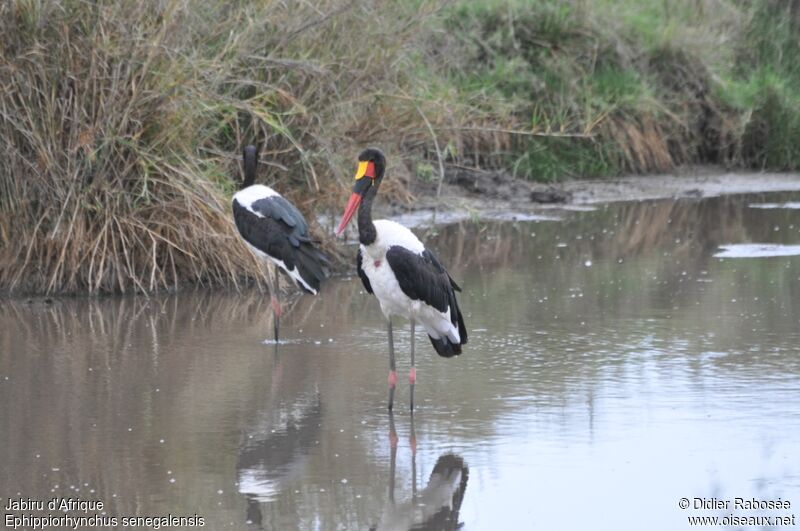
top-left (385, 246), bottom-right (467, 357)
top-left (233, 191), bottom-right (329, 294)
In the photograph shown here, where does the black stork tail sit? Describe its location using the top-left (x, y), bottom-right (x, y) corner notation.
top-left (428, 282), bottom-right (468, 358)
top-left (292, 242), bottom-right (331, 295)
top-left (428, 336), bottom-right (461, 358)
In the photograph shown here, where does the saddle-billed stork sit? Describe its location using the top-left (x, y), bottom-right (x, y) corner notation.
top-left (233, 145), bottom-right (329, 342)
top-left (336, 148), bottom-right (467, 411)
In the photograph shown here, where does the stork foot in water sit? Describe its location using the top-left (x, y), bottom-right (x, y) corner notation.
top-left (409, 319), bottom-right (416, 412)
top-left (267, 264), bottom-right (282, 342)
top-left (385, 318), bottom-right (418, 411)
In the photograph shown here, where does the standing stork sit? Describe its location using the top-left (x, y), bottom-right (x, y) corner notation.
top-left (232, 145), bottom-right (329, 342)
top-left (336, 148), bottom-right (467, 411)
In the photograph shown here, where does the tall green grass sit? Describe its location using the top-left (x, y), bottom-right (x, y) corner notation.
top-left (437, 0), bottom-right (800, 178)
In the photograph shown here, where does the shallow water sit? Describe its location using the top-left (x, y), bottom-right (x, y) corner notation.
top-left (2, 191), bottom-right (800, 530)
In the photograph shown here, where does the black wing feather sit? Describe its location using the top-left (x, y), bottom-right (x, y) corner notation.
top-left (233, 198), bottom-right (329, 293)
top-left (356, 248), bottom-right (373, 294)
top-left (426, 248), bottom-right (462, 292)
top-left (386, 247), bottom-right (450, 312)
top-left (385, 246), bottom-right (467, 357)
top-left (250, 196), bottom-right (311, 243)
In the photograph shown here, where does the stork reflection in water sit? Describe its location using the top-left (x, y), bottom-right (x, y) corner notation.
top-left (372, 414), bottom-right (469, 530)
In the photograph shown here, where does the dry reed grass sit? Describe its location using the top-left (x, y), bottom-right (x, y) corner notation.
top-left (2, 0), bottom-right (799, 295)
top-left (0, 0), bottom-right (475, 295)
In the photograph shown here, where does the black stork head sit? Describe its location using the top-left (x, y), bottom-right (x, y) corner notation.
top-left (241, 145), bottom-right (258, 189)
top-left (336, 147), bottom-right (386, 235)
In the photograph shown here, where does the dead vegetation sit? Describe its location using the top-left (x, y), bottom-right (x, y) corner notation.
top-left (0, 0), bottom-right (465, 295)
top-left (1, 0), bottom-right (799, 295)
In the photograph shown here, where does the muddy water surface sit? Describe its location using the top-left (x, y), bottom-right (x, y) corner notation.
top-left (2, 192), bottom-right (800, 530)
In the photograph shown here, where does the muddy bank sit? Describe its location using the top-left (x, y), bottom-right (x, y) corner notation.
top-left (559, 170), bottom-right (800, 204)
top-left (383, 166), bottom-right (800, 222)
top-left (331, 165), bottom-right (800, 234)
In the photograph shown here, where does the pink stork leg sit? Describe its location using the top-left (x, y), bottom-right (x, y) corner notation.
top-left (387, 317), bottom-right (397, 411)
top-left (388, 412), bottom-right (398, 502)
top-left (409, 319), bottom-right (416, 412)
top-left (410, 411), bottom-right (417, 496)
top-left (266, 264), bottom-right (282, 343)
top-left (270, 266), bottom-right (281, 342)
